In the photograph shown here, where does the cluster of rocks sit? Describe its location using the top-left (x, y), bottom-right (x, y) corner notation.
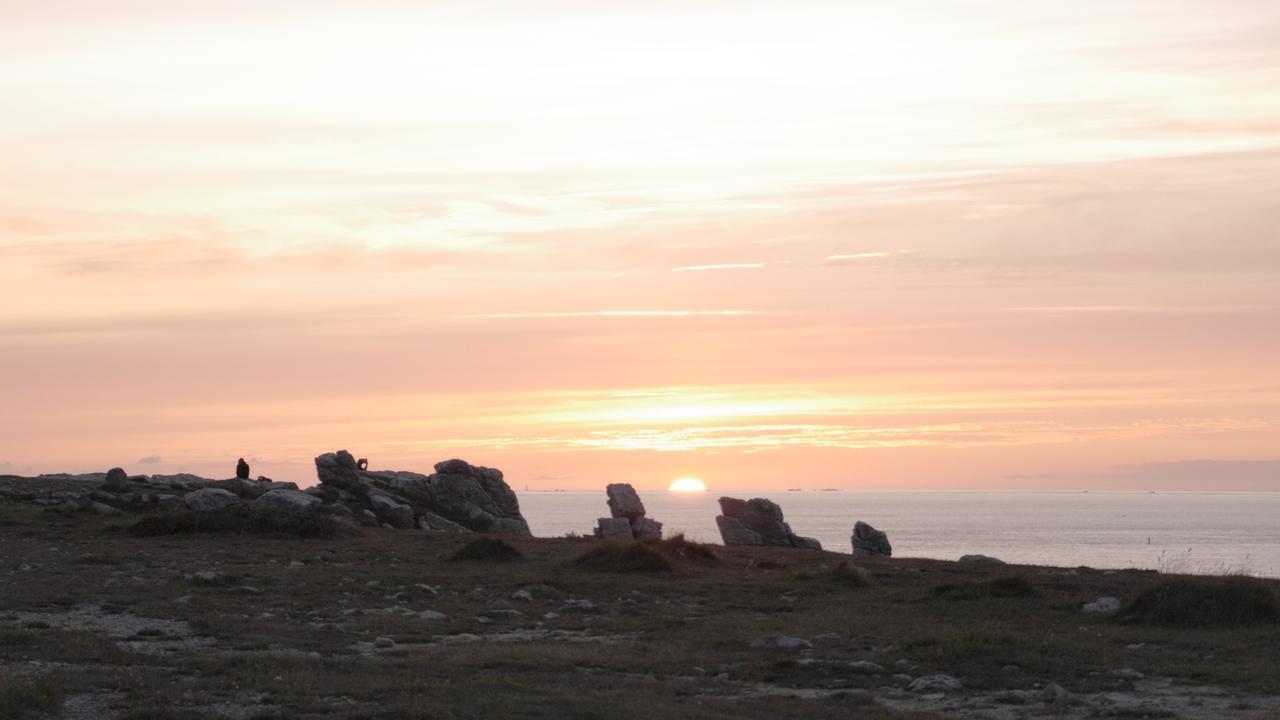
top-left (0, 453), bottom-right (533, 538)
top-left (592, 484), bottom-right (662, 541)
top-left (310, 450), bottom-right (531, 536)
top-left (851, 520), bottom-right (892, 557)
top-left (715, 496), bottom-right (822, 550)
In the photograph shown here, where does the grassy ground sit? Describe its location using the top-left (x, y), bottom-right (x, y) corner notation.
top-left (1, 502), bottom-right (1277, 719)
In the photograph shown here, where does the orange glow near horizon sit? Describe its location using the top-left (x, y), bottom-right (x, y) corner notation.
top-left (668, 477), bottom-right (708, 493)
top-left (2, 3), bottom-right (1279, 491)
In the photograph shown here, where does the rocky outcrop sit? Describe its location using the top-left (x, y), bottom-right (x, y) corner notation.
top-left (312, 450), bottom-right (532, 536)
top-left (592, 483), bottom-right (663, 541)
top-left (715, 497), bottom-right (821, 550)
top-left (851, 521), bottom-right (891, 557)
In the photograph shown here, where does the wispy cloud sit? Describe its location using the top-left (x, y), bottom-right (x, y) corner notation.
top-left (824, 252), bottom-right (892, 262)
top-left (671, 263), bottom-right (765, 272)
top-left (136, 455), bottom-right (162, 464)
top-left (448, 310), bottom-right (765, 320)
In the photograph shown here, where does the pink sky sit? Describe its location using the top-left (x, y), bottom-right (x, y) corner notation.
top-left (2, 1), bottom-right (1278, 491)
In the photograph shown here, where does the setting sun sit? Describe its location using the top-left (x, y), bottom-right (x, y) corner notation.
top-left (668, 477), bottom-right (708, 493)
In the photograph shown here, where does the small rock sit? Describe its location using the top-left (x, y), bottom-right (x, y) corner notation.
top-left (908, 675), bottom-right (962, 693)
top-left (374, 637), bottom-right (395, 649)
top-left (750, 634), bottom-right (813, 650)
top-left (558, 599), bottom-right (596, 614)
top-left (186, 569), bottom-right (226, 586)
top-left (419, 610), bottom-right (447, 621)
top-left (511, 590), bottom-right (534, 603)
top-left (1038, 683), bottom-right (1081, 706)
top-left (1082, 596), bottom-right (1122, 614)
top-left (1108, 668), bottom-right (1144, 681)
top-left (847, 661), bottom-right (884, 674)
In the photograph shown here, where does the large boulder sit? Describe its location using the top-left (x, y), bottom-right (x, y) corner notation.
top-left (851, 521), bottom-right (892, 557)
top-left (254, 489), bottom-right (321, 514)
top-left (716, 497), bottom-right (821, 550)
top-left (594, 517), bottom-right (633, 541)
top-left (605, 483), bottom-right (646, 520)
top-left (368, 493), bottom-right (416, 529)
top-left (314, 450), bottom-right (364, 494)
top-left (103, 467), bottom-right (130, 493)
top-left (632, 517), bottom-right (663, 542)
top-left (183, 488), bottom-right (240, 512)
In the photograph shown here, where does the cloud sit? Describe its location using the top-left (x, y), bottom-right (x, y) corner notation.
top-left (448, 310), bottom-right (764, 320)
top-left (671, 263), bottom-right (764, 272)
top-left (824, 252), bottom-right (892, 262)
top-left (136, 455), bottom-right (162, 464)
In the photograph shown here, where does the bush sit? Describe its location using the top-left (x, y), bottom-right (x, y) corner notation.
top-left (651, 534), bottom-right (719, 564)
top-left (449, 537), bottom-right (523, 562)
top-left (1121, 577), bottom-right (1279, 627)
top-left (128, 507), bottom-right (343, 539)
top-left (932, 575), bottom-right (1037, 601)
top-left (827, 561), bottom-right (870, 589)
top-left (574, 542), bottom-right (673, 573)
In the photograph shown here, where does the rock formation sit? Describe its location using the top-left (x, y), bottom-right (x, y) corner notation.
top-left (592, 483), bottom-right (663, 541)
top-left (235, 458), bottom-right (250, 480)
top-left (851, 521), bottom-right (892, 557)
top-left (715, 496), bottom-right (821, 550)
top-left (312, 450), bottom-right (532, 536)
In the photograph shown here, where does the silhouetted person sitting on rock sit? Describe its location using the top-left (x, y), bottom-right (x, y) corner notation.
top-left (236, 458), bottom-right (250, 480)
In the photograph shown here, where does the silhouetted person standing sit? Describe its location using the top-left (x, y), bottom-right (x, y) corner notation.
top-left (236, 458), bottom-right (250, 480)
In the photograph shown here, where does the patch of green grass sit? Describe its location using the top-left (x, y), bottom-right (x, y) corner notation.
top-left (931, 575), bottom-right (1037, 601)
top-left (0, 677), bottom-right (62, 719)
top-left (449, 537), bottom-right (524, 562)
top-left (573, 542), bottom-right (673, 573)
top-left (128, 507), bottom-right (344, 539)
top-left (1121, 577), bottom-right (1279, 627)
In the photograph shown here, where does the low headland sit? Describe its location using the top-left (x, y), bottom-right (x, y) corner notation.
top-left (1, 453), bottom-right (1277, 719)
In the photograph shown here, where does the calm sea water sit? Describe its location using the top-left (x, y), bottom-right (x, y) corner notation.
top-left (518, 491), bottom-right (1280, 578)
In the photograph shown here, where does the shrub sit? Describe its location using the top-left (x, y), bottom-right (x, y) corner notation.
top-left (128, 507), bottom-right (343, 539)
top-left (449, 537), bottom-right (523, 562)
top-left (932, 575), bottom-right (1037, 601)
top-left (652, 534), bottom-right (719, 563)
top-left (1121, 577), bottom-right (1279, 627)
top-left (827, 561), bottom-right (869, 589)
top-left (573, 542), bottom-right (673, 573)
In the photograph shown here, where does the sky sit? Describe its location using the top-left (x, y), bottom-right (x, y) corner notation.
top-left (2, 1), bottom-right (1279, 491)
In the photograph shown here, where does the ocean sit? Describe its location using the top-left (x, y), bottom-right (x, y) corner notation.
top-left (518, 491), bottom-right (1280, 578)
